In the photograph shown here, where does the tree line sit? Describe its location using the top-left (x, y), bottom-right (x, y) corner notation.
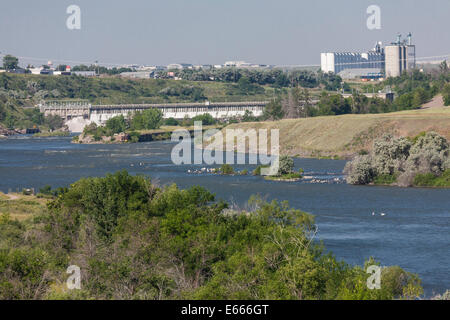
top-left (263, 66), bottom-right (450, 120)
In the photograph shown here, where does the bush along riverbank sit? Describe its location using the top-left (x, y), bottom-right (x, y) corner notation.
top-left (344, 132), bottom-right (450, 187)
top-left (33, 130), bottom-right (70, 137)
top-left (0, 170), bottom-right (428, 300)
top-left (72, 110), bottom-right (224, 144)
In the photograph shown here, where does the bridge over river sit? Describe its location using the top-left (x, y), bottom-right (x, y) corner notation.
top-left (38, 100), bottom-right (268, 132)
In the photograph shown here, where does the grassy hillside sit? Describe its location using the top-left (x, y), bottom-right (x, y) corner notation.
top-left (0, 192), bottom-right (48, 221)
top-left (0, 73), bottom-right (275, 105)
top-left (217, 107), bottom-right (450, 159)
top-left (0, 73), bottom-right (275, 129)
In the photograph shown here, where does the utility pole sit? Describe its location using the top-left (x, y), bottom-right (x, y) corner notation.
top-left (95, 60), bottom-right (99, 76)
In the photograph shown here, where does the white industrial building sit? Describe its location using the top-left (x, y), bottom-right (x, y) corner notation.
top-left (167, 63), bottom-right (193, 70)
top-left (321, 42), bottom-right (385, 77)
top-left (321, 33), bottom-right (416, 79)
top-left (385, 33), bottom-right (416, 77)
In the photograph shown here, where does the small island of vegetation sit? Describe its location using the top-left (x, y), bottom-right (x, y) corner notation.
top-left (252, 156), bottom-right (303, 181)
top-left (75, 109), bottom-right (221, 144)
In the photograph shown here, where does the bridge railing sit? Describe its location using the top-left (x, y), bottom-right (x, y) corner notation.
top-left (91, 101), bottom-right (269, 110)
top-left (39, 100), bottom-right (92, 110)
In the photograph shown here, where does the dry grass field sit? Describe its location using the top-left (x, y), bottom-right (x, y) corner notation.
top-left (217, 107), bottom-right (450, 159)
top-left (0, 192), bottom-right (49, 221)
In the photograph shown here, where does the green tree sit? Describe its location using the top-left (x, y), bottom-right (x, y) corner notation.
top-left (2, 55), bottom-right (19, 71)
top-left (278, 155), bottom-right (294, 175)
top-left (237, 76), bottom-right (251, 94)
top-left (264, 98), bottom-right (284, 120)
top-left (394, 93), bottom-right (415, 110)
top-left (164, 117), bottom-right (179, 126)
top-left (242, 110), bottom-right (257, 122)
top-left (219, 164), bottom-right (234, 175)
top-left (4, 114), bottom-right (15, 129)
top-left (443, 83), bottom-right (450, 106)
top-left (412, 87), bottom-right (428, 107)
top-left (317, 93), bottom-right (351, 115)
top-left (191, 113), bottom-right (215, 125)
top-left (106, 115), bottom-right (127, 134)
top-left (44, 115), bottom-right (64, 131)
top-left (295, 88), bottom-right (313, 117)
top-left (131, 109), bottom-right (163, 130)
top-left (39, 185), bottom-right (52, 195)
top-left (439, 60), bottom-right (448, 74)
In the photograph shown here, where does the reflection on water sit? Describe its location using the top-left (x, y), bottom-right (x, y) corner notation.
top-left (0, 135), bottom-right (449, 296)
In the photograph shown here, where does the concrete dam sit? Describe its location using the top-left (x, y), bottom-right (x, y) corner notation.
top-left (38, 100), bottom-right (268, 132)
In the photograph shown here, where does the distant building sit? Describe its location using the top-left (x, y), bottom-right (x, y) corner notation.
top-left (321, 42), bottom-right (385, 77)
top-left (137, 66), bottom-right (157, 71)
top-left (321, 33), bottom-right (416, 79)
top-left (29, 67), bottom-right (43, 75)
top-left (11, 68), bottom-right (27, 74)
top-left (40, 69), bottom-right (54, 75)
top-left (338, 68), bottom-right (384, 80)
top-left (72, 71), bottom-right (96, 77)
top-left (385, 33), bottom-right (416, 78)
top-left (167, 63), bottom-right (193, 70)
top-left (123, 64), bottom-right (139, 69)
top-left (224, 61), bottom-right (248, 67)
top-left (119, 71), bottom-right (152, 79)
top-left (223, 61), bottom-right (266, 69)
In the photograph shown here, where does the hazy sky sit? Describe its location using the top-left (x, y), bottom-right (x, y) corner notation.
top-left (0, 0), bottom-right (449, 67)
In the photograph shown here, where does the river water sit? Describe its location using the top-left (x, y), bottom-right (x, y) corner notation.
top-left (0, 135), bottom-right (449, 297)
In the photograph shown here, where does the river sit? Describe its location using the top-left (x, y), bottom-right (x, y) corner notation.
top-left (0, 135), bottom-right (449, 297)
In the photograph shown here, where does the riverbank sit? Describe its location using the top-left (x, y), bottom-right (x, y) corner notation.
top-left (0, 124), bottom-right (25, 137)
top-left (33, 130), bottom-right (70, 137)
top-left (73, 124), bottom-right (222, 144)
top-left (344, 132), bottom-right (450, 188)
top-left (209, 107), bottom-right (450, 159)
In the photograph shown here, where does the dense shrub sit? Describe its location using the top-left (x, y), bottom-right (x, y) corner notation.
top-left (278, 155), bottom-right (294, 175)
top-left (443, 83), bottom-right (450, 106)
top-left (413, 169), bottom-right (450, 187)
top-left (345, 132), bottom-right (450, 187)
top-left (344, 155), bottom-right (375, 185)
top-left (0, 171), bottom-right (426, 299)
top-left (105, 115), bottom-right (126, 134)
top-left (131, 108), bottom-right (163, 130)
top-left (191, 113), bottom-right (216, 126)
top-left (219, 164), bottom-right (234, 175)
top-left (253, 164), bottom-right (269, 176)
top-left (371, 135), bottom-right (411, 176)
top-left (164, 117), bottom-right (179, 126)
top-left (406, 131), bottom-right (449, 175)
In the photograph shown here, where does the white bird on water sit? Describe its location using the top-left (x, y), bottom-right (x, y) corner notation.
top-left (380, 213), bottom-right (386, 216)
top-left (372, 212), bottom-right (375, 216)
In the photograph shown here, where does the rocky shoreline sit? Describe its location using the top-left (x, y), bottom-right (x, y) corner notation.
top-left (72, 132), bottom-right (130, 144)
top-left (0, 125), bottom-right (25, 137)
